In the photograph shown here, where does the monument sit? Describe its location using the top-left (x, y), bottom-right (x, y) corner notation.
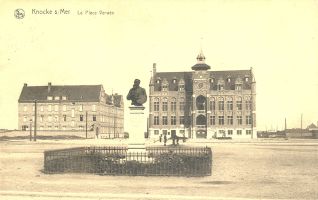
top-left (126, 79), bottom-right (147, 152)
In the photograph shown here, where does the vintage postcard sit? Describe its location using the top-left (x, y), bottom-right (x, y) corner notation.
top-left (0, 0), bottom-right (318, 199)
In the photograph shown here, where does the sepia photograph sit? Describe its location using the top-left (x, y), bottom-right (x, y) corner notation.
top-left (0, 0), bottom-right (318, 199)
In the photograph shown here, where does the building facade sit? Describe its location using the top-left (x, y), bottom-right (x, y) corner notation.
top-left (18, 83), bottom-right (124, 138)
top-left (148, 51), bottom-right (256, 139)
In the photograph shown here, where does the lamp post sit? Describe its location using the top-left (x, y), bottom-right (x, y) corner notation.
top-left (85, 111), bottom-right (88, 139)
top-left (29, 119), bottom-right (33, 141)
top-left (33, 99), bottom-right (37, 141)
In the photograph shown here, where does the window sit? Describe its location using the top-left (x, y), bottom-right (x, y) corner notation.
top-left (218, 116), bottom-right (224, 125)
top-left (162, 85), bottom-right (168, 91)
top-left (63, 115), bottom-right (66, 122)
top-left (162, 116), bottom-right (168, 125)
top-left (245, 77), bottom-right (249, 82)
top-left (47, 96), bottom-right (53, 100)
top-left (246, 130), bottom-right (252, 135)
top-left (62, 126), bottom-right (66, 130)
top-left (154, 116), bottom-right (159, 125)
top-left (237, 116), bottom-right (242, 125)
top-left (63, 105), bottom-right (67, 111)
top-left (179, 84), bottom-right (185, 91)
top-left (162, 130), bottom-right (167, 135)
top-left (55, 126), bottom-right (59, 130)
top-left (171, 102), bottom-right (176, 112)
top-left (210, 99), bottom-right (215, 111)
top-left (48, 115), bottom-right (52, 122)
top-left (246, 100), bottom-right (252, 110)
top-left (171, 116), bottom-right (176, 125)
top-left (79, 126), bottom-right (84, 130)
top-left (218, 84), bottom-right (224, 90)
top-left (23, 116), bottom-right (27, 122)
top-left (179, 116), bottom-right (184, 125)
top-left (236, 98), bottom-right (242, 110)
top-left (79, 105), bottom-right (83, 112)
top-left (62, 96), bottom-right (67, 100)
top-left (40, 115), bottom-right (44, 122)
top-left (71, 109), bottom-right (75, 118)
top-left (227, 78), bottom-right (231, 82)
top-left (236, 84), bottom-right (242, 90)
top-left (154, 99), bottom-right (159, 111)
top-left (23, 106), bottom-right (27, 112)
top-left (93, 115), bottom-right (96, 121)
top-left (48, 126), bottom-right (52, 130)
top-left (227, 100), bottom-right (233, 111)
top-left (92, 105), bottom-right (96, 111)
top-left (227, 116), bottom-right (233, 125)
top-left (48, 105), bottom-right (52, 112)
top-left (246, 115), bottom-right (252, 125)
top-left (218, 98), bottom-right (224, 111)
top-left (179, 101), bottom-right (185, 111)
top-left (210, 116), bottom-right (215, 125)
top-left (228, 130), bottom-right (233, 135)
top-left (54, 115), bottom-right (59, 122)
top-left (237, 130), bottom-right (242, 135)
top-left (54, 96), bottom-right (60, 100)
top-left (162, 102), bottom-right (168, 111)
top-left (80, 115), bottom-right (84, 121)
top-left (154, 130), bottom-right (159, 135)
top-left (54, 105), bottom-right (58, 111)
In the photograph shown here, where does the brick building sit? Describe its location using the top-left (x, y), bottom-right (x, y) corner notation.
top-left (148, 51), bottom-right (256, 139)
top-left (18, 83), bottom-right (124, 138)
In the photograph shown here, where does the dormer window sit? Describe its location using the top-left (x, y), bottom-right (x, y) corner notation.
top-left (245, 77), bottom-right (249, 82)
top-left (218, 85), bottom-right (224, 90)
top-left (227, 78), bottom-right (231, 82)
top-left (156, 79), bottom-right (161, 84)
top-left (172, 79), bottom-right (177, 84)
top-left (209, 78), bottom-right (214, 83)
top-left (54, 96), bottom-right (60, 100)
top-left (62, 96), bottom-right (67, 100)
top-left (47, 96), bottom-right (53, 100)
top-left (179, 84), bottom-right (185, 91)
top-left (162, 85), bottom-right (168, 91)
top-left (217, 79), bottom-right (225, 91)
top-left (236, 85), bottom-right (242, 90)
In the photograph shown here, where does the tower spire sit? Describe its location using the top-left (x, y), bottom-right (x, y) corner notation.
top-left (191, 48), bottom-right (210, 71)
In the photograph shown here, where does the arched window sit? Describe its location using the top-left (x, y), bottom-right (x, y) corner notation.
top-left (196, 95), bottom-right (206, 110)
top-left (218, 97), bottom-right (224, 111)
top-left (196, 115), bottom-right (206, 125)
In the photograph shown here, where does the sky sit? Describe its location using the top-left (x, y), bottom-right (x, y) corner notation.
top-left (0, 0), bottom-right (317, 131)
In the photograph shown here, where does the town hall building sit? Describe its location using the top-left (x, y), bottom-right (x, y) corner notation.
top-left (148, 51), bottom-right (256, 139)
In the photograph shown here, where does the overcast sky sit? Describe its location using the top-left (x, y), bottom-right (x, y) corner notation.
top-left (0, 0), bottom-right (317, 131)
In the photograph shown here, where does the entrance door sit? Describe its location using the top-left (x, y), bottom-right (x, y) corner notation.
top-left (171, 130), bottom-right (176, 138)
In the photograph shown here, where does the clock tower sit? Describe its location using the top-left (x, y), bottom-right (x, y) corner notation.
top-left (191, 50), bottom-right (211, 138)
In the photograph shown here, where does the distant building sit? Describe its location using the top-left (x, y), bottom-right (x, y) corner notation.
top-left (148, 51), bottom-right (257, 139)
top-left (18, 83), bottom-right (124, 138)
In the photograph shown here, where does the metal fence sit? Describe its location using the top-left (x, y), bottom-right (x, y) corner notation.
top-left (44, 146), bottom-right (212, 176)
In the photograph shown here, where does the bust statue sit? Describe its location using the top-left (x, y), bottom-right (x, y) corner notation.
top-left (126, 79), bottom-right (147, 106)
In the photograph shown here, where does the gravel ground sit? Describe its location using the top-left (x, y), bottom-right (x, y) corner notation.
top-left (0, 139), bottom-right (317, 199)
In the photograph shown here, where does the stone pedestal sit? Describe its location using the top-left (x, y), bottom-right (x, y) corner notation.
top-left (127, 106), bottom-right (146, 153)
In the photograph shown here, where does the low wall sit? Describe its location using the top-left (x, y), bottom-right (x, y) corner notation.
top-left (0, 130), bottom-right (96, 139)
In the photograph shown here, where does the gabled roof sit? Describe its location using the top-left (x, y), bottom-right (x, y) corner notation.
top-left (18, 84), bottom-right (102, 103)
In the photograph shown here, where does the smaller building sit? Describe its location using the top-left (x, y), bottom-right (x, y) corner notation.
top-left (18, 83), bottom-right (124, 138)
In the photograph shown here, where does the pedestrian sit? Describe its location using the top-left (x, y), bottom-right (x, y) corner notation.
top-left (159, 134), bottom-right (162, 142)
top-left (163, 134), bottom-right (167, 146)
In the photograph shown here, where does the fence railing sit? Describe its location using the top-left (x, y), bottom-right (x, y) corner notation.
top-left (44, 146), bottom-right (212, 176)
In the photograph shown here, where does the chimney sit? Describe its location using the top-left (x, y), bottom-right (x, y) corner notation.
top-left (153, 63), bottom-right (157, 76)
top-left (24, 83), bottom-right (27, 87)
top-left (48, 82), bottom-right (52, 93)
